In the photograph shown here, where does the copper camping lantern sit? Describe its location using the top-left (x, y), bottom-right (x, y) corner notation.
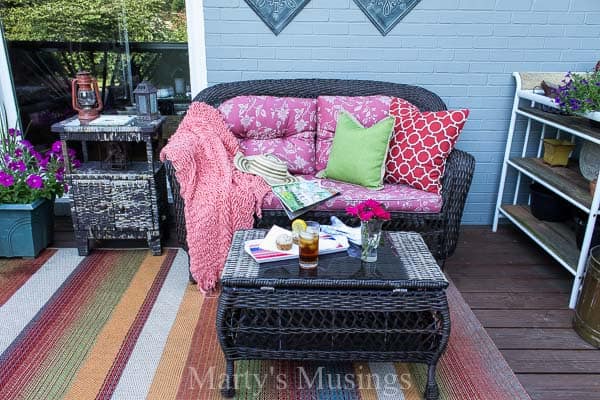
top-left (71, 71), bottom-right (103, 123)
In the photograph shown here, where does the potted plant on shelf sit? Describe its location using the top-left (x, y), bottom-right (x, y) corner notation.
top-left (554, 68), bottom-right (600, 194)
top-left (0, 111), bottom-right (79, 257)
top-left (553, 69), bottom-right (600, 122)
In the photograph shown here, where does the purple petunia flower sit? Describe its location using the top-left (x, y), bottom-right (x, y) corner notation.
top-left (9, 160), bottom-right (26, 172)
top-left (39, 156), bottom-right (50, 170)
top-left (51, 141), bottom-right (62, 154)
top-left (26, 174), bottom-right (43, 189)
top-left (20, 139), bottom-right (33, 150)
top-left (72, 159), bottom-right (81, 168)
top-left (30, 150), bottom-right (43, 162)
top-left (0, 171), bottom-right (14, 187)
top-left (14, 148), bottom-right (22, 157)
top-left (55, 171), bottom-right (64, 181)
top-left (8, 128), bottom-right (16, 137)
top-left (3, 154), bottom-right (10, 163)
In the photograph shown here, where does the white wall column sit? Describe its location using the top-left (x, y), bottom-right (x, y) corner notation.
top-left (0, 22), bottom-right (20, 129)
top-left (185, 0), bottom-right (208, 98)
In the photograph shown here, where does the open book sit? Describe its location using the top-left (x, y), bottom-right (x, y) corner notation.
top-left (271, 180), bottom-right (339, 219)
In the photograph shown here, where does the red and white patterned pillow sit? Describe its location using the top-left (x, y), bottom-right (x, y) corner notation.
top-left (385, 97), bottom-right (469, 194)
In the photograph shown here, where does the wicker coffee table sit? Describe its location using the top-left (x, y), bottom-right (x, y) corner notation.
top-left (217, 229), bottom-right (450, 399)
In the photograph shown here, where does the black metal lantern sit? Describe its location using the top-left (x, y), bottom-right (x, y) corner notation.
top-left (133, 81), bottom-right (159, 121)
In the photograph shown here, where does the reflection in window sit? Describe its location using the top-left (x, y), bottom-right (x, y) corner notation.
top-left (0, 0), bottom-right (190, 145)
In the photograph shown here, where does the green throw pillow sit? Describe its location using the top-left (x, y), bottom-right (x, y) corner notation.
top-left (321, 112), bottom-right (394, 190)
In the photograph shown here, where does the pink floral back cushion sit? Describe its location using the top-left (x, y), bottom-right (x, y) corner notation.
top-left (261, 176), bottom-right (443, 213)
top-left (316, 95), bottom-right (392, 171)
top-left (219, 96), bottom-right (317, 174)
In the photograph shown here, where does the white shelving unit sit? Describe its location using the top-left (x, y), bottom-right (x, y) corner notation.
top-left (493, 72), bottom-right (600, 309)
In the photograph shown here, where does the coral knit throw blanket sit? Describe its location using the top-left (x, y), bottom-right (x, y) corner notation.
top-left (160, 102), bottom-right (270, 291)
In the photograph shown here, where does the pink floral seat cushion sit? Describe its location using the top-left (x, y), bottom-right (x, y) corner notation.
top-left (218, 96), bottom-right (318, 174)
top-left (262, 176), bottom-right (443, 213)
top-left (316, 95), bottom-right (392, 171)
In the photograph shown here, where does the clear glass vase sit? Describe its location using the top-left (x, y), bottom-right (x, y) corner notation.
top-left (361, 219), bottom-right (383, 262)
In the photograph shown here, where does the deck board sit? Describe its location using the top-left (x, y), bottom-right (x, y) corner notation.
top-left (460, 292), bottom-right (570, 309)
top-left (473, 309), bottom-right (575, 328)
top-left (447, 225), bottom-right (600, 400)
top-left (488, 328), bottom-right (595, 350)
top-left (517, 375), bottom-right (600, 400)
top-left (503, 349), bottom-right (600, 374)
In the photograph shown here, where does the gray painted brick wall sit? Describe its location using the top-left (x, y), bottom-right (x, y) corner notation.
top-left (203, 0), bottom-right (600, 224)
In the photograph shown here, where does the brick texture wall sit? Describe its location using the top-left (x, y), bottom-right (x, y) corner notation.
top-left (203, 0), bottom-right (600, 224)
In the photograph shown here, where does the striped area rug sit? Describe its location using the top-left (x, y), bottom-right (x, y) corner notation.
top-left (0, 248), bottom-right (531, 400)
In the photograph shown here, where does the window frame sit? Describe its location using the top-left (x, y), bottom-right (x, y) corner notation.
top-left (0, 21), bottom-right (20, 129)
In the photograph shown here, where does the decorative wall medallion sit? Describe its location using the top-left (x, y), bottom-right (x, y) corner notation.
top-left (353, 0), bottom-right (421, 35)
top-left (244, 0), bottom-right (311, 35)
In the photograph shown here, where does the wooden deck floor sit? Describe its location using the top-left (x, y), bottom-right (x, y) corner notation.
top-left (53, 218), bottom-right (600, 400)
top-left (445, 226), bottom-right (600, 400)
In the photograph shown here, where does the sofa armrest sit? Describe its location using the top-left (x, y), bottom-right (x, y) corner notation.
top-left (164, 160), bottom-right (188, 250)
top-left (438, 149), bottom-right (476, 259)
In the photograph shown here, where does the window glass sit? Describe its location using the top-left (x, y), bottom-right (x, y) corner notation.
top-left (0, 0), bottom-right (190, 145)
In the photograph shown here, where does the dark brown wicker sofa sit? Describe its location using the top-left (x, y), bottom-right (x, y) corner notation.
top-left (164, 79), bottom-right (475, 267)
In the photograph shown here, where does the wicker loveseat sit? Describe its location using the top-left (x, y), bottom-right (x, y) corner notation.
top-left (164, 79), bottom-right (475, 267)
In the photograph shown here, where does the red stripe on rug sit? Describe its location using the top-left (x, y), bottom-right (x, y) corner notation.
top-left (441, 282), bottom-right (530, 399)
top-left (0, 251), bottom-right (122, 398)
top-left (0, 249), bottom-right (56, 306)
top-left (94, 249), bottom-right (177, 399)
top-left (175, 293), bottom-right (224, 399)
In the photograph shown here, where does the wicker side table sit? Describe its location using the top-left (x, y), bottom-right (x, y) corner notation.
top-left (51, 116), bottom-right (168, 256)
top-left (217, 230), bottom-right (450, 400)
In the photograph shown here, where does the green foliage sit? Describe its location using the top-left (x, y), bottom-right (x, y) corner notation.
top-left (1, 0), bottom-right (187, 42)
top-left (554, 71), bottom-right (600, 114)
top-left (0, 125), bottom-right (79, 204)
top-left (171, 0), bottom-right (185, 12)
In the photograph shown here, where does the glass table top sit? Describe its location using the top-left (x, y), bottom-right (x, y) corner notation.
top-left (221, 229), bottom-right (448, 290)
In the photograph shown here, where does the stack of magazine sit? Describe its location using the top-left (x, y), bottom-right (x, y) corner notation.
top-left (271, 180), bottom-right (339, 219)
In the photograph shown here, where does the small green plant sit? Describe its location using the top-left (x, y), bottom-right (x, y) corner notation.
top-left (0, 104), bottom-right (79, 204)
top-left (554, 71), bottom-right (600, 114)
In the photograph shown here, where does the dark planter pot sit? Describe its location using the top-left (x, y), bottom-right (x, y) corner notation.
top-left (530, 183), bottom-right (571, 222)
top-left (0, 198), bottom-right (54, 258)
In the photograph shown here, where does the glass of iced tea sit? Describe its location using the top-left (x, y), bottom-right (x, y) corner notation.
top-left (299, 221), bottom-right (320, 269)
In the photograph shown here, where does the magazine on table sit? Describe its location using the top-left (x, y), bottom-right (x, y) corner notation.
top-left (244, 225), bottom-right (349, 263)
top-left (271, 180), bottom-right (339, 219)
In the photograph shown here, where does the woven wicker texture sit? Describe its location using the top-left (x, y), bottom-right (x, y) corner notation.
top-left (221, 229), bottom-right (447, 289)
top-left (57, 118), bottom-right (168, 256)
top-left (165, 79), bottom-right (475, 262)
top-left (216, 228), bottom-right (450, 399)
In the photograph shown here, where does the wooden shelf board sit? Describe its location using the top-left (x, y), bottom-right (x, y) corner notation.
top-left (517, 105), bottom-right (600, 143)
top-left (508, 157), bottom-right (592, 211)
top-left (500, 204), bottom-right (579, 274)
